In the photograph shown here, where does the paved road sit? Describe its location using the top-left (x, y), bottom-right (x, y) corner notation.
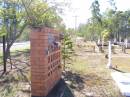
top-left (0, 41), bottom-right (30, 51)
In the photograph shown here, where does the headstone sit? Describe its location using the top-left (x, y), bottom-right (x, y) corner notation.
top-left (107, 41), bottom-right (112, 68)
top-left (97, 39), bottom-right (100, 45)
top-left (125, 38), bottom-right (128, 48)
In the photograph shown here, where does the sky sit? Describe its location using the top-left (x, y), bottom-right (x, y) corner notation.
top-left (61, 0), bottom-right (130, 28)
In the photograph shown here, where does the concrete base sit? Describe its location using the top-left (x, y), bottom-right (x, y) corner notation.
top-left (111, 72), bottom-right (130, 97)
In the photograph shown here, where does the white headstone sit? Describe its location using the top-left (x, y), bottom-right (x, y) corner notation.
top-left (125, 38), bottom-right (128, 48)
top-left (98, 39), bottom-right (100, 45)
top-left (107, 41), bottom-right (112, 68)
top-left (114, 38), bottom-right (116, 43)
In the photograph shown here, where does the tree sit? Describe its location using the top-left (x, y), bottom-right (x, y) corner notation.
top-left (90, 0), bottom-right (103, 41)
top-left (62, 31), bottom-right (74, 70)
top-left (0, 0), bottom-right (65, 72)
top-left (108, 0), bottom-right (117, 11)
top-left (76, 0), bottom-right (130, 50)
top-left (90, 0), bottom-right (102, 24)
top-left (0, 0), bottom-right (28, 71)
top-left (21, 0), bottom-right (67, 27)
top-left (101, 29), bottom-right (110, 42)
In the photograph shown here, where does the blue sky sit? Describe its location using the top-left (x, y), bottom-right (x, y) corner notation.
top-left (61, 0), bottom-right (130, 28)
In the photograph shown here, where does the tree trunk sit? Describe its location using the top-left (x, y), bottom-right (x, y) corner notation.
top-left (122, 45), bottom-right (126, 53)
top-left (8, 50), bottom-right (13, 70)
top-left (63, 40), bottom-right (66, 71)
top-left (3, 36), bottom-right (6, 73)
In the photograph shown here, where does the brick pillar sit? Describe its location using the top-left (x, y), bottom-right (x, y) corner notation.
top-left (30, 27), bottom-right (62, 97)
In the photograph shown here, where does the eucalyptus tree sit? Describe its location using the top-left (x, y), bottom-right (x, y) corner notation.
top-left (90, 0), bottom-right (102, 41)
top-left (0, 0), bottom-right (28, 71)
top-left (103, 10), bottom-right (130, 41)
top-left (0, 0), bottom-right (65, 72)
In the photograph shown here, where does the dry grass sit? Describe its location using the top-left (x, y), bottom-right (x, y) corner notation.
top-left (0, 43), bottom-right (129, 97)
top-left (0, 49), bottom-right (31, 97)
top-left (0, 52), bottom-right (2, 63)
top-left (112, 57), bottom-right (130, 72)
top-left (65, 45), bottom-right (129, 97)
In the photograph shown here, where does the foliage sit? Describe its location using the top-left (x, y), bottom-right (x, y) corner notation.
top-left (62, 31), bottom-right (74, 68)
top-left (77, 20), bottom-right (102, 41)
top-left (17, 28), bottom-right (30, 41)
top-left (22, 0), bottom-right (63, 27)
top-left (77, 0), bottom-right (130, 42)
top-left (101, 29), bottom-right (110, 41)
top-left (90, 0), bottom-right (102, 25)
top-left (0, 26), bottom-right (6, 37)
top-left (0, 0), bottom-right (65, 72)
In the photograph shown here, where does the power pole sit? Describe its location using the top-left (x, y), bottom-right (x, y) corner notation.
top-left (73, 15), bottom-right (78, 42)
top-left (73, 15), bottom-right (78, 34)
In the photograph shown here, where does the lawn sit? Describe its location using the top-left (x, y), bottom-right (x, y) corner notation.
top-left (0, 47), bottom-right (30, 97)
top-left (0, 43), bottom-right (129, 97)
top-left (64, 45), bottom-right (129, 97)
top-left (0, 45), bottom-right (30, 65)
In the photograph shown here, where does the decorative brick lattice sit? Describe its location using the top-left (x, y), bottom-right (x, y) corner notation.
top-left (30, 27), bottom-right (62, 97)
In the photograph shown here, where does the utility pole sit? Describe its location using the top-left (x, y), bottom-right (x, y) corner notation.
top-left (74, 15), bottom-right (78, 33)
top-left (73, 15), bottom-right (78, 42)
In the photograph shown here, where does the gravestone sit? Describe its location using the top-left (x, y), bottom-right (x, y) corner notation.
top-left (125, 38), bottom-right (128, 48)
top-left (30, 27), bottom-right (62, 97)
top-left (107, 41), bottom-right (112, 68)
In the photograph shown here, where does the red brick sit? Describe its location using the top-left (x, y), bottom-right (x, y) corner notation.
top-left (31, 27), bottom-right (61, 97)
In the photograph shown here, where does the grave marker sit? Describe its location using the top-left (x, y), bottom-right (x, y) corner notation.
top-left (107, 41), bottom-right (112, 68)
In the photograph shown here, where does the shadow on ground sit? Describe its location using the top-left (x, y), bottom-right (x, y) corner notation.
top-left (0, 49), bottom-right (31, 97)
top-left (63, 71), bottom-right (85, 91)
top-left (47, 79), bottom-right (74, 97)
top-left (112, 67), bottom-right (126, 73)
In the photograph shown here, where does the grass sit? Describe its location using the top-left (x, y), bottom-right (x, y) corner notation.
top-left (0, 46), bottom-right (30, 65)
top-left (0, 71), bottom-right (31, 97)
top-left (64, 46), bottom-right (128, 97)
top-left (0, 74), bottom-right (19, 97)
top-left (0, 44), bottom-right (30, 93)
top-left (0, 46), bottom-right (30, 97)
top-left (0, 42), bottom-right (129, 97)
top-left (0, 51), bottom-right (2, 64)
top-left (67, 58), bottom-right (88, 74)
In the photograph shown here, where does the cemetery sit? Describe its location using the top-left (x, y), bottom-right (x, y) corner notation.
top-left (0, 0), bottom-right (130, 97)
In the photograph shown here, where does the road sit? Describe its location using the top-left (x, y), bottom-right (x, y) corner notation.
top-left (0, 41), bottom-right (30, 51)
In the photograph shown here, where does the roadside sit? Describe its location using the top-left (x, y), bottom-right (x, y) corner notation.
top-left (0, 41), bottom-right (30, 51)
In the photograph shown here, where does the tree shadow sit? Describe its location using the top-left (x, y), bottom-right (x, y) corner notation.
top-left (0, 49), bottom-right (30, 82)
top-left (0, 49), bottom-right (31, 97)
top-left (11, 49), bottom-right (30, 58)
top-left (112, 67), bottom-right (126, 73)
top-left (63, 71), bottom-right (85, 91)
top-left (47, 79), bottom-right (74, 97)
